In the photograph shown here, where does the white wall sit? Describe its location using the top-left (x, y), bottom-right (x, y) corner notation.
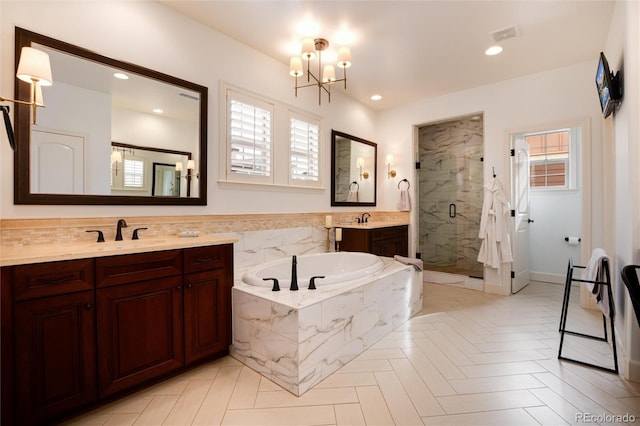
top-left (604, 0), bottom-right (640, 382)
top-left (0, 1), bottom-right (379, 218)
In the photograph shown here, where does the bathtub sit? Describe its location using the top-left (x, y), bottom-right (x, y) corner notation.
top-left (242, 252), bottom-right (384, 288)
top-left (231, 252), bottom-right (423, 396)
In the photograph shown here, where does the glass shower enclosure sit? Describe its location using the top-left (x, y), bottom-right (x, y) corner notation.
top-left (418, 116), bottom-right (484, 278)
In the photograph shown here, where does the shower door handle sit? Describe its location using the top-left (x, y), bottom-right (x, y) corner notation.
top-left (449, 203), bottom-right (456, 218)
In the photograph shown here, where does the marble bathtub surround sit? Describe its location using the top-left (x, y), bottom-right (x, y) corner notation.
top-left (231, 258), bottom-right (423, 396)
top-left (0, 212), bottom-right (409, 248)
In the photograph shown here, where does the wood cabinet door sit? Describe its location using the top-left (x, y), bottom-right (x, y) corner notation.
top-left (14, 291), bottom-right (97, 425)
top-left (183, 269), bottom-right (230, 364)
top-left (97, 276), bottom-right (184, 398)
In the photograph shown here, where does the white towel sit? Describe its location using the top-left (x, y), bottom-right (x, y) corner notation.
top-left (347, 190), bottom-right (358, 202)
top-left (397, 189), bottom-right (411, 211)
top-left (582, 248), bottom-right (613, 317)
top-left (394, 255), bottom-right (423, 271)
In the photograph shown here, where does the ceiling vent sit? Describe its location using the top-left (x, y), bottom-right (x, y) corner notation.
top-left (491, 25), bottom-right (519, 42)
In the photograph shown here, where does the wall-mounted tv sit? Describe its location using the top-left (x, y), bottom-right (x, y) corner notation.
top-left (595, 51), bottom-right (622, 118)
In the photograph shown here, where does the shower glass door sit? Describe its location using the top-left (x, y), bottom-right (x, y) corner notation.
top-left (418, 117), bottom-right (484, 278)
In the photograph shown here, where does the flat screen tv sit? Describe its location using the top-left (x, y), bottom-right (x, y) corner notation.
top-left (595, 51), bottom-right (622, 118)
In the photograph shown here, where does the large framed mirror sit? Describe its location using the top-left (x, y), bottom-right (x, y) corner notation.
top-left (13, 27), bottom-right (207, 205)
top-left (331, 130), bottom-right (377, 206)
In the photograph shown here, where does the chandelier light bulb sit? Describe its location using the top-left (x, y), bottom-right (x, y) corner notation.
top-left (301, 38), bottom-right (316, 60)
top-left (323, 65), bottom-right (336, 83)
top-left (337, 47), bottom-right (352, 68)
top-left (289, 57), bottom-right (303, 77)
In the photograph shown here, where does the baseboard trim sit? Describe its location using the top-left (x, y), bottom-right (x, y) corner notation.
top-left (530, 271), bottom-right (565, 285)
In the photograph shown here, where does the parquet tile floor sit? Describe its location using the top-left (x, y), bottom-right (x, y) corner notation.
top-left (64, 282), bottom-right (640, 425)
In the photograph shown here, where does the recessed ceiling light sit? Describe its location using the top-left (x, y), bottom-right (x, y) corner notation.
top-left (152, 108), bottom-right (164, 114)
top-left (113, 72), bottom-right (129, 80)
top-left (485, 45), bottom-right (503, 56)
top-left (370, 94), bottom-right (382, 101)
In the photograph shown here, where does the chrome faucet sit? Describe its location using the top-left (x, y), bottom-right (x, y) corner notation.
top-left (115, 219), bottom-right (128, 241)
top-left (360, 212), bottom-right (371, 223)
top-left (290, 255), bottom-right (299, 291)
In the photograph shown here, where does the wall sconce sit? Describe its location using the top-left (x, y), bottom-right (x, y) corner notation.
top-left (176, 160), bottom-right (199, 179)
top-left (187, 159), bottom-right (199, 179)
top-left (386, 154), bottom-right (397, 179)
top-left (0, 47), bottom-right (53, 148)
top-left (110, 146), bottom-right (132, 176)
top-left (356, 157), bottom-right (368, 180)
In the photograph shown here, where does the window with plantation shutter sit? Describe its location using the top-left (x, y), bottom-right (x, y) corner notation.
top-left (124, 158), bottom-right (144, 188)
top-left (222, 83), bottom-right (323, 189)
top-left (227, 90), bottom-right (273, 182)
top-left (290, 113), bottom-right (319, 184)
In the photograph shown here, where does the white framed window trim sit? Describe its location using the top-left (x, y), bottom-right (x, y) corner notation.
top-left (221, 82), bottom-right (324, 190)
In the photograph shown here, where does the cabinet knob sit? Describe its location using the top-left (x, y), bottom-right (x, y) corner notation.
top-left (186, 283), bottom-right (192, 289)
top-left (85, 303), bottom-right (92, 310)
top-left (177, 286), bottom-right (182, 291)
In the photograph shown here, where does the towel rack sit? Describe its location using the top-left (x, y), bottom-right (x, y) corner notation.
top-left (349, 181), bottom-right (359, 191)
top-left (398, 179), bottom-right (410, 190)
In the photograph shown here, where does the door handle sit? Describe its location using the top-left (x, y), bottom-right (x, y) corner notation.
top-left (528, 219), bottom-right (534, 223)
top-left (449, 203), bottom-right (456, 218)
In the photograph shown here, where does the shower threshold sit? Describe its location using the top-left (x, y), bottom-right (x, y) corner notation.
top-left (424, 270), bottom-right (483, 291)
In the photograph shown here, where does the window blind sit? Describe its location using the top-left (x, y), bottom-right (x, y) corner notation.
top-left (290, 116), bottom-right (319, 182)
top-left (124, 159), bottom-right (144, 188)
top-left (229, 98), bottom-right (272, 177)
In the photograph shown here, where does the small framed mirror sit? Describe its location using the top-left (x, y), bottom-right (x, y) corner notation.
top-left (331, 130), bottom-right (377, 206)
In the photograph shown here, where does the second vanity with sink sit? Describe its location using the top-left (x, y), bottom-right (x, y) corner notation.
top-left (338, 222), bottom-right (409, 257)
top-left (1, 234), bottom-right (236, 426)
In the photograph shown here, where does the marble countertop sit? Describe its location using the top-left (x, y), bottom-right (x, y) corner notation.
top-left (0, 234), bottom-right (238, 267)
top-left (333, 221), bottom-right (409, 229)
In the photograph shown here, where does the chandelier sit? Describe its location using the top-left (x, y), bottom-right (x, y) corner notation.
top-left (289, 38), bottom-right (352, 105)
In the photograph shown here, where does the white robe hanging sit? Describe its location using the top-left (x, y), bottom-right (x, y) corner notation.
top-left (477, 177), bottom-right (513, 270)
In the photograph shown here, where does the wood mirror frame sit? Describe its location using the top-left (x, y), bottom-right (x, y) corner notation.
top-left (331, 130), bottom-right (377, 207)
top-left (13, 27), bottom-right (208, 205)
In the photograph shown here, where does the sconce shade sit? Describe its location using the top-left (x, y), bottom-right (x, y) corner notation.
top-left (187, 160), bottom-right (196, 170)
top-left (175, 162), bottom-right (183, 172)
top-left (301, 38), bottom-right (317, 60)
top-left (289, 57), bottom-right (303, 77)
top-left (337, 47), bottom-right (352, 68)
top-left (356, 157), bottom-right (364, 168)
top-left (386, 154), bottom-right (394, 165)
top-left (110, 151), bottom-right (122, 163)
top-left (17, 47), bottom-right (52, 86)
top-left (323, 65), bottom-right (336, 83)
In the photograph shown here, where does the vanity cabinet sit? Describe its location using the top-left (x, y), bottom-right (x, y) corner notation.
top-left (183, 246), bottom-right (233, 364)
top-left (6, 259), bottom-right (97, 426)
top-left (340, 225), bottom-right (409, 257)
top-left (1, 243), bottom-right (234, 426)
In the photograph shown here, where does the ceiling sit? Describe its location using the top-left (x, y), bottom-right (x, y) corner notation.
top-left (160, 0), bottom-right (615, 111)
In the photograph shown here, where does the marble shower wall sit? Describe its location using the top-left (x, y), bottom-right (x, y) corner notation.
top-left (418, 116), bottom-right (484, 278)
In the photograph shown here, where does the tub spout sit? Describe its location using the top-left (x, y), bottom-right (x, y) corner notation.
top-left (290, 255), bottom-right (299, 291)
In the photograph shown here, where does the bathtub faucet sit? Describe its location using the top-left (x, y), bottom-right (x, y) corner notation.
top-left (290, 255), bottom-right (299, 291)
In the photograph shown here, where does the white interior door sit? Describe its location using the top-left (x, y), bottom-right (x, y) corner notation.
top-left (31, 129), bottom-right (85, 194)
top-left (511, 136), bottom-right (531, 293)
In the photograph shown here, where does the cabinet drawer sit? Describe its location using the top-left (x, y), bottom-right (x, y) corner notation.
top-left (184, 245), bottom-right (232, 274)
top-left (13, 259), bottom-right (94, 301)
top-left (371, 225), bottom-right (407, 242)
top-left (96, 250), bottom-right (182, 288)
